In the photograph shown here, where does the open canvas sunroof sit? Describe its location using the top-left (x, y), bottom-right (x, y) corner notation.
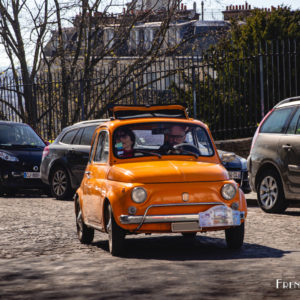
top-left (110, 105), bottom-right (188, 120)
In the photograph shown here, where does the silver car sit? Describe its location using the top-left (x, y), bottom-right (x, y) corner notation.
top-left (247, 96), bottom-right (300, 213)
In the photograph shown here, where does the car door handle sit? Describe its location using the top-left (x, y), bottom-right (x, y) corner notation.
top-left (282, 144), bottom-right (292, 150)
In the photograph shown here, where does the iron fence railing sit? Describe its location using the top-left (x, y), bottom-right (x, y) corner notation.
top-left (0, 39), bottom-right (299, 141)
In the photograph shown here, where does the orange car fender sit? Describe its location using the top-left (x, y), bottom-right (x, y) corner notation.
top-left (100, 181), bottom-right (134, 229)
top-left (238, 189), bottom-right (248, 219)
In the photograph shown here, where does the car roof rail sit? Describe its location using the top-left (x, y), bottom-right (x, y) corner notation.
top-left (73, 119), bottom-right (109, 126)
top-left (274, 96), bottom-right (300, 108)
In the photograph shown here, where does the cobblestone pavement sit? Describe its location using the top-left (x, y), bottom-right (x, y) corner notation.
top-left (0, 193), bottom-right (300, 299)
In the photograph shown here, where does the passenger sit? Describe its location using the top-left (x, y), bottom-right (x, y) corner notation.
top-left (160, 124), bottom-right (187, 154)
top-left (115, 128), bottom-right (135, 158)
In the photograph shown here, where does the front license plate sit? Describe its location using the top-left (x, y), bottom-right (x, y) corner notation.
top-left (199, 206), bottom-right (241, 227)
top-left (228, 171), bottom-right (241, 179)
top-left (24, 172), bottom-right (41, 179)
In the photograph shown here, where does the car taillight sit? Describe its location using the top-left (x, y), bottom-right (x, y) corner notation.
top-left (250, 109), bottom-right (274, 152)
top-left (42, 146), bottom-right (50, 159)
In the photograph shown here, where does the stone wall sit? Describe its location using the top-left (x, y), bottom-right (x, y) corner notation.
top-left (215, 137), bottom-right (253, 158)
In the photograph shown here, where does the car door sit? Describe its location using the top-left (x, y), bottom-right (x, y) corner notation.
top-left (68, 125), bottom-right (98, 186)
top-left (82, 130), bottom-right (109, 227)
top-left (278, 106), bottom-right (300, 195)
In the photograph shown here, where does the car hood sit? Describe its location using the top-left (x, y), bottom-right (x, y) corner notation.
top-left (107, 160), bottom-right (228, 183)
top-left (218, 150), bottom-right (247, 170)
top-left (0, 147), bottom-right (44, 165)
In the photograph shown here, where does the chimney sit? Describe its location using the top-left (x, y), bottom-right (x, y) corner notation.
top-left (193, 2), bottom-right (197, 12)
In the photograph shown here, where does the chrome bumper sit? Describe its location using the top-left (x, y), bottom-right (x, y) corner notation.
top-left (120, 211), bottom-right (245, 224)
top-left (119, 202), bottom-right (245, 231)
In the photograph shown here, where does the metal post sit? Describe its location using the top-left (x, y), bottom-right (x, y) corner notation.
top-left (80, 78), bottom-right (85, 121)
top-left (133, 79), bottom-right (137, 105)
top-left (259, 43), bottom-right (265, 119)
top-left (192, 66), bottom-right (197, 119)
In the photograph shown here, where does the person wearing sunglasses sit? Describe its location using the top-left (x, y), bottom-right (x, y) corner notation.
top-left (159, 124), bottom-right (187, 154)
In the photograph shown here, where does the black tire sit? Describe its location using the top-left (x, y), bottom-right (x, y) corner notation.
top-left (225, 222), bottom-right (244, 249)
top-left (50, 166), bottom-right (73, 200)
top-left (257, 169), bottom-right (289, 213)
top-left (75, 196), bottom-right (94, 244)
top-left (181, 232), bottom-right (197, 239)
top-left (106, 203), bottom-right (125, 256)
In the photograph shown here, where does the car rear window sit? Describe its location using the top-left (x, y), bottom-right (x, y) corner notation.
top-left (80, 125), bottom-right (97, 145)
top-left (72, 128), bottom-right (84, 145)
top-left (286, 107), bottom-right (300, 134)
top-left (260, 107), bottom-right (295, 134)
top-left (61, 129), bottom-right (78, 144)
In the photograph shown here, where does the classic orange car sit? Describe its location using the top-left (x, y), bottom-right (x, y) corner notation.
top-left (74, 104), bottom-right (247, 255)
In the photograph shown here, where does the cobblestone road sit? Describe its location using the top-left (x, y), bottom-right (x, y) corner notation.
top-left (1, 193), bottom-right (300, 299)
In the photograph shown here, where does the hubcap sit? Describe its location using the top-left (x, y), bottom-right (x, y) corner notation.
top-left (53, 170), bottom-right (67, 196)
top-left (259, 176), bottom-right (278, 209)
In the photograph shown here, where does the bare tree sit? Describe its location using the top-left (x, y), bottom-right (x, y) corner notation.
top-left (40, 0), bottom-right (195, 127)
top-left (0, 0), bottom-right (55, 128)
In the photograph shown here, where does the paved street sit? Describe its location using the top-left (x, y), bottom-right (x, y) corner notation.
top-left (0, 192), bottom-right (300, 299)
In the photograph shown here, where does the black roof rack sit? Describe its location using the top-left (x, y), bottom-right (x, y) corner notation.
top-left (274, 96), bottom-right (300, 108)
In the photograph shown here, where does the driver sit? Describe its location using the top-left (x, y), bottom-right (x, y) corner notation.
top-left (159, 124), bottom-right (187, 154)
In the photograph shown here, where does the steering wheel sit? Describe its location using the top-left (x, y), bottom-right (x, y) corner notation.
top-left (173, 143), bottom-right (201, 156)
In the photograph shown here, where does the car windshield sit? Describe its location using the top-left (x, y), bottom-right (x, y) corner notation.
top-left (113, 122), bottom-right (214, 159)
top-left (0, 124), bottom-right (45, 147)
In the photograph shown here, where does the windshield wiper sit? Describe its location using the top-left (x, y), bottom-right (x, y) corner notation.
top-left (135, 149), bottom-right (162, 158)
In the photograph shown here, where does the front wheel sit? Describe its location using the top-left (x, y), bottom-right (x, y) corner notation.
top-left (225, 222), bottom-right (244, 249)
top-left (75, 196), bottom-right (94, 244)
top-left (257, 169), bottom-right (288, 213)
top-left (106, 203), bottom-right (125, 256)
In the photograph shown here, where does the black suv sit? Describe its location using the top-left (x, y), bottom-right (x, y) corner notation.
top-left (40, 119), bottom-right (108, 199)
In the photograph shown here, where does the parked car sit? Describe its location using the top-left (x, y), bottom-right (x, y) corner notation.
top-left (0, 121), bottom-right (48, 195)
top-left (247, 96), bottom-right (300, 213)
top-left (74, 104), bottom-right (247, 256)
top-left (40, 119), bottom-right (108, 200)
top-left (218, 150), bottom-right (251, 194)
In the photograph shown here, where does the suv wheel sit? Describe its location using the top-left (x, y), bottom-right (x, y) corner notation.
top-left (257, 169), bottom-right (289, 213)
top-left (50, 167), bottom-right (73, 200)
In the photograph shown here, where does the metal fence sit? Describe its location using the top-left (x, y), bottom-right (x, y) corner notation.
top-left (0, 39), bottom-right (299, 141)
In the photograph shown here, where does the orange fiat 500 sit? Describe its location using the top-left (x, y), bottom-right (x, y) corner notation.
top-left (74, 105), bottom-right (247, 255)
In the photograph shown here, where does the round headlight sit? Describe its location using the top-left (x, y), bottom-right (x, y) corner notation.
top-left (221, 183), bottom-right (236, 200)
top-left (131, 187), bottom-right (147, 204)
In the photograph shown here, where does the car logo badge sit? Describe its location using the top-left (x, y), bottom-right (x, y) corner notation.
top-left (182, 192), bottom-right (189, 202)
top-left (33, 166), bottom-right (39, 171)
